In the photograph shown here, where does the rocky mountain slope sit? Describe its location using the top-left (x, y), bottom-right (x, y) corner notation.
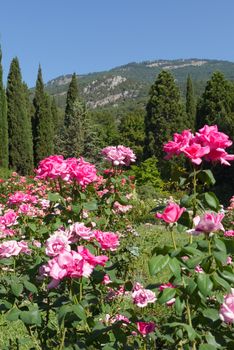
top-left (44, 59), bottom-right (234, 109)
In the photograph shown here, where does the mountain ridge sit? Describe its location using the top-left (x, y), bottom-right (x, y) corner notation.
top-left (44, 58), bottom-right (234, 110)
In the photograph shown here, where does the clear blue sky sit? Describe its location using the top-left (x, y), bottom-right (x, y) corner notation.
top-left (1, 0), bottom-right (234, 87)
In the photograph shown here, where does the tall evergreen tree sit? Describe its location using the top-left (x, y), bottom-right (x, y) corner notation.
top-left (56, 99), bottom-right (86, 158)
top-left (33, 66), bottom-right (54, 165)
top-left (0, 47), bottom-right (8, 168)
top-left (186, 75), bottom-right (196, 130)
top-left (144, 70), bottom-right (187, 162)
top-left (7, 58), bottom-right (33, 174)
top-left (119, 109), bottom-right (145, 162)
top-left (51, 97), bottom-right (59, 135)
top-left (64, 73), bottom-right (78, 127)
top-left (196, 71), bottom-right (234, 137)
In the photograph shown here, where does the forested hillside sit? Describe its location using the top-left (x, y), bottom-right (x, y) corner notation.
top-left (44, 58), bottom-right (234, 110)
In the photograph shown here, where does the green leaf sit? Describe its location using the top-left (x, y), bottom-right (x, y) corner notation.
top-left (214, 251), bottom-right (227, 265)
top-left (177, 211), bottom-right (191, 228)
top-left (48, 192), bottom-right (63, 202)
top-left (83, 200), bottom-right (98, 211)
top-left (203, 308), bottom-right (220, 321)
top-left (185, 278), bottom-right (197, 295)
top-left (169, 258), bottom-right (181, 278)
top-left (158, 288), bottom-right (176, 304)
top-left (11, 282), bottom-right (23, 297)
top-left (204, 192), bottom-right (219, 211)
top-left (214, 238), bottom-right (227, 253)
top-left (27, 223), bottom-right (36, 232)
top-left (148, 255), bottom-right (169, 276)
top-left (197, 274), bottom-right (213, 296)
top-left (199, 345), bottom-right (217, 350)
top-left (219, 270), bottom-right (234, 283)
top-left (197, 170), bottom-right (216, 186)
top-left (174, 297), bottom-right (184, 316)
top-left (20, 309), bottom-right (41, 326)
top-left (212, 273), bottom-right (231, 292)
top-left (186, 256), bottom-right (203, 269)
top-left (71, 304), bottom-right (86, 321)
top-left (23, 281), bottom-right (38, 294)
top-left (0, 258), bottom-right (14, 265)
top-left (6, 307), bottom-right (20, 321)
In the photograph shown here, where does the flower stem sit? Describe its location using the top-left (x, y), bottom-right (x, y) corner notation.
top-left (170, 228), bottom-right (177, 250)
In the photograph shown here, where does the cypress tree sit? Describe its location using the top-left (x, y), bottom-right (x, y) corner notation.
top-left (51, 97), bottom-right (59, 135)
top-left (33, 66), bottom-right (54, 165)
top-left (64, 73), bottom-right (78, 127)
top-left (196, 71), bottom-right (234, 137)
top-left (56, 99), bottom-right (86, 158)
top-left (0, 47), bottom-right (8, 168)
top-left (7, 58), bottom-right (33, 174)
top-left (144, 70), bottom-right (187, 162)
top-left (186, 75), bottom-right (196, 130)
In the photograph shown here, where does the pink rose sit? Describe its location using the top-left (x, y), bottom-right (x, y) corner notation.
top-left (156, 202), bottom-right (185, 223)
top-left (67, 223), bottom-right (94, 242)
top-left (136, 321), bottom-right (156, 336)
top-left (93, 230), bottom-right (119, 251)
top-left (132, 288), bottom-right (156, 307)
top-left (183, 143), bottom-right (210, 165)
top-left (102, 145), bottom-right (136, 166)
top-left (0, 240), bottom-right (31, 258)
top-left (46, 232), bottom-right (71, 257)
top-left (220, 288), bottom-right (234, 323)
top-left (189, 212), bottom-right (224, 235)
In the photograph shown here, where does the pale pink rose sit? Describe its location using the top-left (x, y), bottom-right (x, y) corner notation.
top-left (156, 202), bottom-right (185, 223)
top-left (67, 223), bottom-right (94, 242)
top-left (132, 282), bottom-right (144, 291)
top-left (113, 201), bottom-right (133, 214)
top-left (189, 212), bottom-right (224, 235)
top-left (0, 240), bottom-right (30, 257)
top-left (132, 288), bottom-right (156, 307)
top-left (93, 230), bottom-right (120, 251)
top-left (102, 145), bottom-right (136, 166)
top-left (0, 240), bottom-right (21, 257)
top-left (226, 256), bottom-right (233, 265)
top-left (109, 314), bottom-right (130, 326)
top-left (220, 288), bottom-right (234, 323)
top-left (45, 232), bottom-right (71, 257)
top-left (32, 240), bottom-right (41, 248)
top-left (136, 321), bottom-right (156, 336)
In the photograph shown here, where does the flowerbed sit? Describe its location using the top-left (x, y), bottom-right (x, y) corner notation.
top-left (0, 129), bottom-right (233, 349)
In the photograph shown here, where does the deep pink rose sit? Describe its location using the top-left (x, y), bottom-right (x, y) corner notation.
top-left (136, 321), bottom-right (156, 336)
top-left (220, 288), bottom-right (234, 323)
top-left (183, 143), bottom-right (210, 165)
top-left (156, 202), bottom-right (185, 223)
top-left (93, 230), bottom-right (120, 251)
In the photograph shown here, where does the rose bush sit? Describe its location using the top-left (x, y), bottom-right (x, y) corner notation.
top-left (0, 126), bottom-right (233, 349)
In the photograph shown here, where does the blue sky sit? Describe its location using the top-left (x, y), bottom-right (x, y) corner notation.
top-left (1, 0), bottom-right (234, 87)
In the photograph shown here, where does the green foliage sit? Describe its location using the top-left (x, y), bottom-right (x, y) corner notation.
top-left (0, 48), bottom-right (8, 168)
top-left (7, 57), bottom-right (33, 174)
top-left (119, 109), bottom-right (145, 162)
top-left (33, 66), bottom-right (54, 165)
top-left (131, 157), bottom-right (163, 189)
top-left (64, 73), bottom-right (78, 127)
top-left (186, 74), bottom-right (196, 130)
top-left (144, 70), bottom-right (187, 170)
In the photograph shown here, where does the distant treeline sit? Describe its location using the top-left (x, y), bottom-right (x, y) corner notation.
top-left (0, 49), bottom-right (233, 199)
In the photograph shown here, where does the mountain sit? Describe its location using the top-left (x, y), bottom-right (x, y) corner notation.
top-left (44, 58), bottom-right (234, 110)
